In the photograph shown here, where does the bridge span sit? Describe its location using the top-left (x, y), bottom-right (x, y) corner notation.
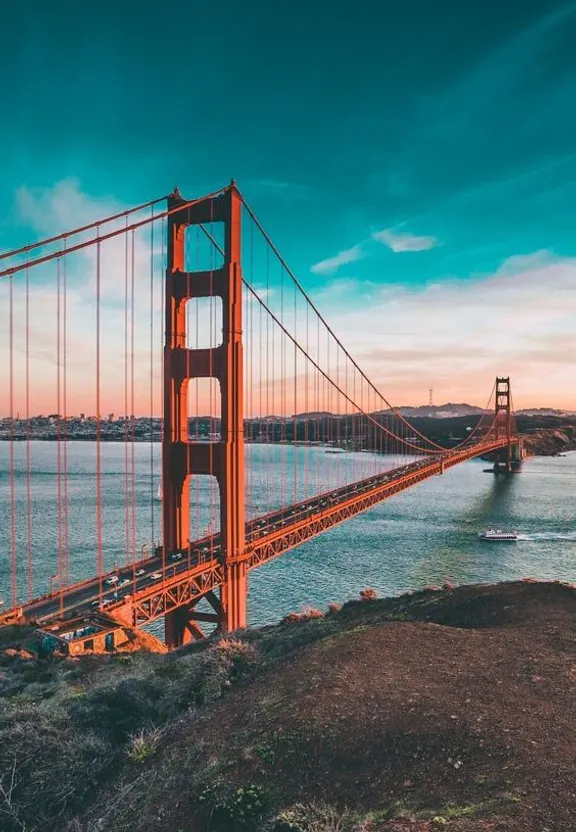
top-left (0, 183), bottom-right (522, 652)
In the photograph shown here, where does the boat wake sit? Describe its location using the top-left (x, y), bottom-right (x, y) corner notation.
top-left (516, 532), bottom-right (576, 542)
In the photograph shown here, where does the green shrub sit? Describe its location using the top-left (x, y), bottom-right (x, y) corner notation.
top-left (126, 726), bottom-right (164, 763)
top-left (68, 676), bottom-right (169, 742)
top-left (270, 802), bottom-right (347, 831)
top-left (199, 782), bottom-right (267, 830)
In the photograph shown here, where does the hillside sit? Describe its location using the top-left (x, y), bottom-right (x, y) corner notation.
top-left (0, 581), bottom-right (574, 832)
top-left (391, 404), bottom-right (486, 419)
top-left (521, 424), bottom-right (576, 456)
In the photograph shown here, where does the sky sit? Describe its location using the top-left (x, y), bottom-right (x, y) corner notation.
top-left (1, 0), bottom-right (575, 413)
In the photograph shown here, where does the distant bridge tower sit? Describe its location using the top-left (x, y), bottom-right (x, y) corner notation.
top-left (495, 376), bottom-right (513, 472)
top-left (162, 185), bottom-right (246, 646)
top-left (428, 388), bottom-right (434, 407)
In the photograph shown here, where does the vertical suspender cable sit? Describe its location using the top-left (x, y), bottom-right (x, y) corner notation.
top-left (25, 264), bottom-right (33, 600)
top-left (57, 258), bottom-right (63, 612)
top-left (265, 245), bottom-right (270, 516)
top-left (96, 236), bottom-right (103, 599)
top-left (160, 216), bottom-right (165, 552)
top-left (248, 216), bottom-right (254, 512)
top-left (9, 276), bottom-right (17, 608)
top-left (315, 316), bottom-right (320, 495)
top-left (62, 245), bottom-right (69, 584)
top-left (258, 233), bottom-right (264, 514)
top-left (149, 208), bottom-right (155, 547)
top-left (336, 343), bottom-right (341, 486)
top-left (304, 301), bottom-right (309, 499)
top-left (186, 224), bottom-right (192, 566)
top-left (293, 281), bottom-right (298, 504)
top-left (345, 353), bottom-right (349, 488)
top-left (130, 230), bottom-right (137, 563)
top-left (124, 219), bottom-right (130, 564)
top-left (280, 262), bottom-right (286, 513)
top-left (194, 229), bottom-right (200, 556)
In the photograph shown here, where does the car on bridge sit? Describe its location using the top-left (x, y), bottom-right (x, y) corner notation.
top-left (104, 576), bottom-right (119, 586)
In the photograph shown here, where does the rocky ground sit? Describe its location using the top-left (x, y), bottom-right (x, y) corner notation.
top-left (522, 425), bottom-right (576, 456)
top-left (0, 581), bottom-right (574, 832)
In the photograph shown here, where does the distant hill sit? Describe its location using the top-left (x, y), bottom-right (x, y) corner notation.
top-left (387, 404), bottom-right (576, 419)
top-left (392, 402), bottom-right (486, 419)
top-left (292, 411), bottom-right (334, 420)
top-left (517, 407), bottom-right (576, 417)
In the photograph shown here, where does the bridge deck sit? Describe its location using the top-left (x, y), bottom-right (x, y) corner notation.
top-left (0, 438), bottom-right (512, 631)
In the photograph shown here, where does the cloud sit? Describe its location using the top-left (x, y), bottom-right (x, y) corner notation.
top-left (13, 179), bottom-right (163, 306)
top-left (310, 244), bottom-right (364, 275)
top-left (249, 179), bottom-right (309, 199)
top-left (4, 180), bottom-right (575, 414)
top-left (372, 228), bottom-right (440, 253)
top-left (0, 180), bottom-right (171, 415)
top-left (310, 249), bottom-right (576, 409)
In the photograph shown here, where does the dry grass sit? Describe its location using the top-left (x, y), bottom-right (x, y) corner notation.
top-left (283, 608), bottom-right (325, 624)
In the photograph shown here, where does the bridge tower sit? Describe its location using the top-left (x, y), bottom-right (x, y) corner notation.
top-left (162, 185), bottom-right (246, 646)
top-left (495, 376), bottom-right (513, 472)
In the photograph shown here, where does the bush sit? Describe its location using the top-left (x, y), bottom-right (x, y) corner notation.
top-left (270, 802), bottom-right (347, 832)
top-left (126, 726), bottom-right (164, 763)
top-left (68, 675), bottom-right (169, 742)
top-left (215, 638), bottom-right (260, 678)
top-left (282, 608), bottom-right (324, 624)
top-left (199, 782), bottom-right (267, 830)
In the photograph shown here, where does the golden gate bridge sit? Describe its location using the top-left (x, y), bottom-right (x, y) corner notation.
top-left (0, 183), bottom-right (522, 652)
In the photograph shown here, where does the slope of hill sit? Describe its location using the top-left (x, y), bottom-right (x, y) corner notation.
top-left (396, 403), bottom-right (486, 418)
top-left (0, 581), bottom-right (574, 832)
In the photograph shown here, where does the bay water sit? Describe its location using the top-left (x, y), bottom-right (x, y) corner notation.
top-left (0, 442), bottom-right (574, 627)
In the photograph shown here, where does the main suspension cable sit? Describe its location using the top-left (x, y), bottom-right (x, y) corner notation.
top-left (0, 194), bottom-right (169, 262)
top-left (0, 187), bottom-right (228, 278)
top-left (239, 194), bottom-right (456, 453)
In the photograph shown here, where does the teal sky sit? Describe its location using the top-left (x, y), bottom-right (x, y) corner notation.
top-left (1, 0), bottom-right (575, 408)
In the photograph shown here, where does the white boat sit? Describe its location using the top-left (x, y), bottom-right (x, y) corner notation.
top-left (478, 528), bottom-right (519, 542)
top-left (157, 484), bottom-right (163, 501)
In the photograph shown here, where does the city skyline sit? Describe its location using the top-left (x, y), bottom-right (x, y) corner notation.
top-left (2, 1), bottom-right (576, 411)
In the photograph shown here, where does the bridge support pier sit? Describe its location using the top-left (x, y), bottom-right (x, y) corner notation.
top-left (221, 562), bottom-right (248, 633)
top-left (165, 591), bottom-right (222, 647)
top-left (165, 606), bottom-right (205, 647)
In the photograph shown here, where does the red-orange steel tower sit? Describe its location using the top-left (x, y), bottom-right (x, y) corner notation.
top-left (495, 376), bottom-right (512, 471)
top-left (163, 185), bottom-right (246, 646)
